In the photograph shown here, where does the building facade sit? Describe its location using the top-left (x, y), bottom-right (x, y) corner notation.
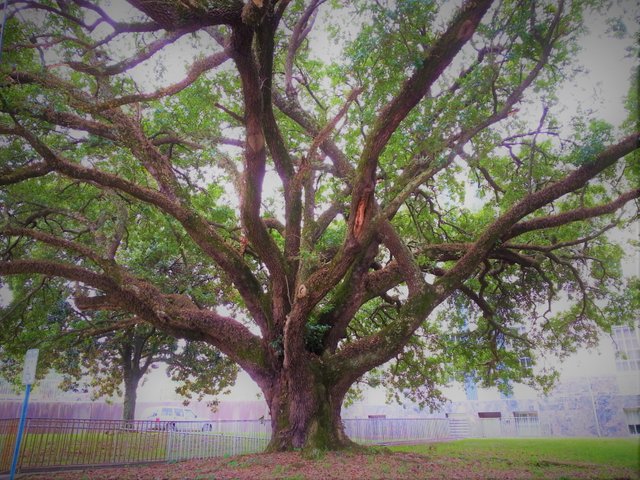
top-left (343, 323), bottom-right (640, 438)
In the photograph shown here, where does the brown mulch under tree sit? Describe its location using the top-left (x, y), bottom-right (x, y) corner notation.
top-left (20, 449), bottom-right (639, 480)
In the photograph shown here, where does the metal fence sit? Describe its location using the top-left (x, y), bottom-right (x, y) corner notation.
top-left (0, 416), bottom-right (456, 474)
top-left (0, 418), bottom-right (270, 474)
top-left (0, 419), bottom-right (17, 473)
top-left (166, 432), bottom-right (270, 462)
top-left (469, 417), bottom-right (551, 438)
top-left (165, 419), bottom-right (272, 462)
top-left (343, 418), bottom-right (450, 444)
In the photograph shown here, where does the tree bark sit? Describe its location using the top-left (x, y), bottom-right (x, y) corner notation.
top-left (263, 368), bottom-right (354, 452)
top-left (122, 373), bottom-right (141, 422)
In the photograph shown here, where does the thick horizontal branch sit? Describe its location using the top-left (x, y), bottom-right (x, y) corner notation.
top-left (30, 108), bottom-right (117, 140)
top-left (0, 162), bottom-right (53, 185)
top-left (505, 188), bottom-right (640, 240)
top-left (90, 289), bottom-right (271, 380)
top-left (74, 294), bottom-right (121, 311)
top-left (0, 259), bottom-right (118, 292)
top-left (126, 0), bottom-right (244, 30)
top-left (2, 226), bottom-right (106, 266)
top-left (0, 258), bottom-right (271, 378)
top-left (178, 308), bottom-right (268, 371)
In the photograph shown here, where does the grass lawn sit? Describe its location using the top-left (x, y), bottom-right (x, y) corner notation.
top-left (20, 437), bottom-right (640, 479)
top-left (2, 431), bottom-right (168, 470)
top-left (392, 437), bottom-right (640, 475)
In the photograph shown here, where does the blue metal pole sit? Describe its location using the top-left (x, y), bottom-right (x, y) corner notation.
top-left (9, 383), bottom-right (31, 480)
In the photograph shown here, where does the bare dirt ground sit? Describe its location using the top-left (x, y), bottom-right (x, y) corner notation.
top-left (20, 449), bottom-right (639, 480)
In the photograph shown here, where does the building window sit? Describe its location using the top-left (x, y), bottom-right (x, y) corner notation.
top-left (513, 411), bottom-right (538, 420)
top-left (624, 408), bottom-right (640, 436)
top-left (513, 411), bottom-right (539, 427)
top-left (513, 411), bottom-right (540, 435)
top-left (478, 411), bottom-right (501, 419)
top-left (612, 326), bottom-right (640, 371)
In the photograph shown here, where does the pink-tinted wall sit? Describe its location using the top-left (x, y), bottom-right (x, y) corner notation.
top-left (0, 400), bottom-right (269, 421)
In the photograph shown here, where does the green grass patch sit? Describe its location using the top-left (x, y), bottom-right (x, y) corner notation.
top-left (18, 431), bottom-right (168, 467)
top-left (391, 437), bottom-right (640, 471)
top-left (1, 430), bottom-right (271, 472)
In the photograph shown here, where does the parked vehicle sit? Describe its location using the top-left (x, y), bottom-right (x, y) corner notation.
top-left (140, 406), bottom-right (213, 432)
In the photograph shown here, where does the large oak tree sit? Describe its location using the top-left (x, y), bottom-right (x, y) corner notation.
top-left (0, 0), bottom-right (638, 451)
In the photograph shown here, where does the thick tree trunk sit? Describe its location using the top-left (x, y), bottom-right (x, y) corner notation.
top-left (264, 369), bottom-right (355, 452)
top-left (122, 375), bottom-right (140, 421)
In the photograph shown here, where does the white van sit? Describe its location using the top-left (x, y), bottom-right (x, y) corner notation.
top-left (140, 406), bottom-right (213, 432)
